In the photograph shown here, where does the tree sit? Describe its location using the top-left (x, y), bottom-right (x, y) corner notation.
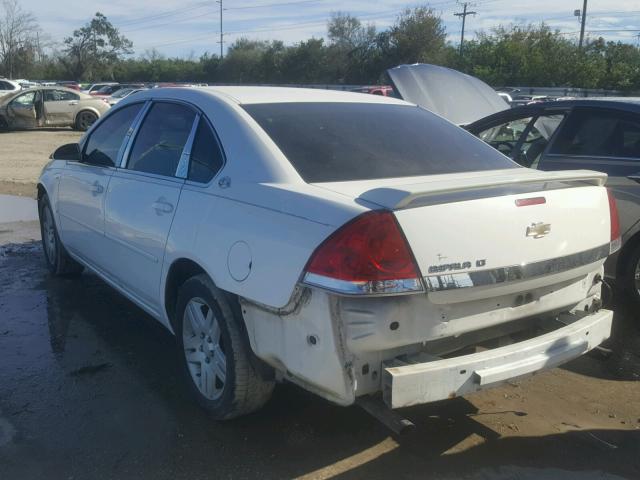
top-left (62, 12), bottom-right (133, 80)
top-left (386, 7), bottom-right (447, 66)
top-left (0, 0), bottom-right (40, 78)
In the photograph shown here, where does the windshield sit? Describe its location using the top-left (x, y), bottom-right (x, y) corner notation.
top-left (243, 102), bottom-right (517, 183)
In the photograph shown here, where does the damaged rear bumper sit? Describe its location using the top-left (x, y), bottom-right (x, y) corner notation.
top-left (383, 308), bottom-right (613, 409)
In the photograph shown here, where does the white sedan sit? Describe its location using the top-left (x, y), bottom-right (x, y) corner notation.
top-left (38, 87), bottom-right (618, 419)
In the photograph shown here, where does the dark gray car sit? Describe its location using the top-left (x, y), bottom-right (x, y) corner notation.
top-left (465, 99), bottom-right (640, 303)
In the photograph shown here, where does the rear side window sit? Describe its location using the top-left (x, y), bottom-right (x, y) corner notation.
top-left (83, 103), bottom-right (143, 167)
top-left (549, 108), bottom-right (640, 159)
top-left (243, 102), bottom-right (516, 182)
top-left (126, 102), bottom-right (196, 177)
top-left (44, 90), bottom-right (79, 102)
top-left (188, 119), bottom-right (224, 183)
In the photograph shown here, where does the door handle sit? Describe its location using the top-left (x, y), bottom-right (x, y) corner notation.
top-left (152, 199), bottom-right (174, 215)
top-left (90, 180), bottom-right (104, 195)
top-left (68, 101), bottom-right (78, 106)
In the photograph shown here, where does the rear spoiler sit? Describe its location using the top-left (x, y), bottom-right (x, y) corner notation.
top-left (395, 170), bottom-right (607, 209)
top-left (353, 170), bottom-right (608, 210)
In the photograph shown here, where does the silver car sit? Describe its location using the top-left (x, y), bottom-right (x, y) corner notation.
top-left (0, 86), bottom-right (110, 131)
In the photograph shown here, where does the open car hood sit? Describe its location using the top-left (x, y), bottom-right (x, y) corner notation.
top-left (388, 63), bottom-right (509, 125)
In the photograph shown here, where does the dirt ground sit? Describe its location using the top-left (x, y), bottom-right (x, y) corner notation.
top-left (0, 216), bottom-right (639, 479)
top-left (0, 131), bottom-right (639, 479)
top-left (0, 129), bottom-right (82, 197)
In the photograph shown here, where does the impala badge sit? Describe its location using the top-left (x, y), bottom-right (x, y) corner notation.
top-left (526, 222), bottom-right (551, 239)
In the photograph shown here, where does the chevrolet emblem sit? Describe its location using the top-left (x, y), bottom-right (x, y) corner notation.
top-left (526, 222), bottom-right (551, 239)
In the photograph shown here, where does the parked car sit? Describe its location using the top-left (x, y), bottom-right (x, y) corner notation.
top-left (38, 87), bottom-right (616, 419)
top-left (104, 87), bottom-right (145, 106)
top-left (82, 82), bottom-right (118, 95)
top-left (0, 78), bottom-right (21, 97)
top-left (90, 84), bottom-right (145, 97)
top-left (56, 81), bottom-right (81, 91)
top-left (467, 99), bottom-right (640, 305)
top-left (388, 64), bottom-right (640, 305)
top-left (351, 85), bottom-right (395, 97)
top-left (0, 87), bottom-right (110, 131)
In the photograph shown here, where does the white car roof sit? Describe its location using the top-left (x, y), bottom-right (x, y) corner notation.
top-left (194, 86), bottom-right (411, 106)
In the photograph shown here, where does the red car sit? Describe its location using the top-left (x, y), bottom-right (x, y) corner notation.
top-left (351, 85), bottom-right (395, 97)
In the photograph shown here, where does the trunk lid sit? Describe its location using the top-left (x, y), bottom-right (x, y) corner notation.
top-left (388, 63), bottom-right (509, 125)
top-left (314, 169), bottom-right (611, 299)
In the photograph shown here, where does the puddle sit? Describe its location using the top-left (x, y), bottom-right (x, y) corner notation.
top-left (0, 195), bottom-right (38, 223)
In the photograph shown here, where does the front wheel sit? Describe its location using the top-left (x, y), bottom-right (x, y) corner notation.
top-left (38, 194), bottom-right (84, 276)
top-left (75, 111), bottom-right (98, 131)
top-left (176, 274), bottom-right (274, 420)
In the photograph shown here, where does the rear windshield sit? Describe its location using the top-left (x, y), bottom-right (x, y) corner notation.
top-left (243, 102), bottom-right (517, 183)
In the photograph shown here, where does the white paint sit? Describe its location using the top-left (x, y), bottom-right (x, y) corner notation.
top-left (39, 86), bottom-right (615, 409)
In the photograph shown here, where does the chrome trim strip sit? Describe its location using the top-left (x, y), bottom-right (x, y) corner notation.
top-left (302, 272), bottom-right (423, 296)
top-left (423, 243), bottom-right (610, 292)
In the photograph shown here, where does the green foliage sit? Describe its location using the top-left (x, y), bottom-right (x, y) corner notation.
top-left (61, 12), bottom-right (133, 81)
top-left (7, 4), bottom-right (640, 92)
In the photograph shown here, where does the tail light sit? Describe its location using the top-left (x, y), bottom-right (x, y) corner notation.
top-left (302, 210), bottom-right (423, 295)
top-left (608, 189), bottom-right (621, 254)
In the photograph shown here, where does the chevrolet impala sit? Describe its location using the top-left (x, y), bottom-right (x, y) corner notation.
top-left (37, 87), bottom-right (619, 419)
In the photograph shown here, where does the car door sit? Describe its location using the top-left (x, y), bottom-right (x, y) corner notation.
top-left (103, 101), bottom-right (198, 312)
top-left (6, 90), bottom-right (39, 128)
top-left (540, 107), bottom-right (640, 241)
top-left (470, 106), bottom-right (567, 168)
top-left (43, 89), bottom-right (79, 125)
top-left (57, 102), bottom-right (145, 273)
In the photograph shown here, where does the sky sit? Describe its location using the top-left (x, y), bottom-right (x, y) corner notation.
top-left (20, 0), bottom-right (640, 57)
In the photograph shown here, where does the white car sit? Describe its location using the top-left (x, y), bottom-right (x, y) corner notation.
top-left (0, 78), bottom-right (21, 97)
top-left (37, 87), bottom-right (618, 419)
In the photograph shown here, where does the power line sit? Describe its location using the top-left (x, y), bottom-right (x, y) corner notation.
top-left (225, 0), bottom-right (323, 11)
top-left (454, 2), bottom-right (476, 55)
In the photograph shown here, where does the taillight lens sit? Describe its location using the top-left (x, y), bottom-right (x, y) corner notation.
top-left (302, 211), bottom-right (423, 295)
top-left (608, 189), bottom-right (621, 254)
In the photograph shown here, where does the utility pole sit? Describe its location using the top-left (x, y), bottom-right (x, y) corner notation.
top-left (454, 2), bottom-right (476, 56)
top-left (578, 0), bottom-right (588, 49)
top-left (217, 0), bottom-right (224, 59)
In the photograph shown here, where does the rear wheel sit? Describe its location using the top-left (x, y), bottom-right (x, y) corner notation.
top-left (623, 245), bottom-right (640, 307)
top-left (175, 274), bottom-right (274, 419)
top-left (75, 110), bottom-right (98, 131)
top-left (38, 194), bottom-right (84, 276)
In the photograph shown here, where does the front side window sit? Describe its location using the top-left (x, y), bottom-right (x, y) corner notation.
top-left (549, 108), bottom-right (640, 159)
top-left (188, 119), bottom-right (224, 183)
top-left (478, 117), bottom-right (533, 157)
top-left (11, 91), bottom-right (36, 107)
top-left (44, 90), bottom-right (79, 102)
top-left (126, 102), bottom-right (196, 177)
top-left (243, 102), bottom-right (517, 183)
top-left (83, 103), bottom-right (143, 167)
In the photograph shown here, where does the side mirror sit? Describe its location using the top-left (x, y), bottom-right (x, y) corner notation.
top-left (52, 143), bottom-right (81, 161)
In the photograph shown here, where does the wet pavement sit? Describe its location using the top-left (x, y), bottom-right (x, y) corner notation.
top-left (0, 215), bottom-right (639, 479)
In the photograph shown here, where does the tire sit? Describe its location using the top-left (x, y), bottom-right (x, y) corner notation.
top-left (175, 274), bottom-right (274, 420)
top-left (623, 244), bottom-right (640, 307)
top-left (38, 194), bottom-right (84, 276)
top-left (0, 116), bottom-right (8, 131)
top-left (74, 110), bottom-right (98, 131)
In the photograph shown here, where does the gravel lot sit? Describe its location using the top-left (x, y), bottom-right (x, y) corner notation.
top-left (0, 129), bottom-right (82, 197)
top-left (0, 131), bottom-right (639, 479)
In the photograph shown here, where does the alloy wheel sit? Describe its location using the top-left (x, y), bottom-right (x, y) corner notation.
top-left (41, 205), bottom-right (57, 264)
top-left (182, 297), bottom-right (227, 400)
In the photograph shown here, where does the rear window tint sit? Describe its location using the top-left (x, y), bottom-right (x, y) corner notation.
top-left (243, 102), bottom-right (516, 182)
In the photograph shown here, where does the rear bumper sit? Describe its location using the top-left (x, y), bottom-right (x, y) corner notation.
top-left (383, 309), bottom-right (613, 409)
